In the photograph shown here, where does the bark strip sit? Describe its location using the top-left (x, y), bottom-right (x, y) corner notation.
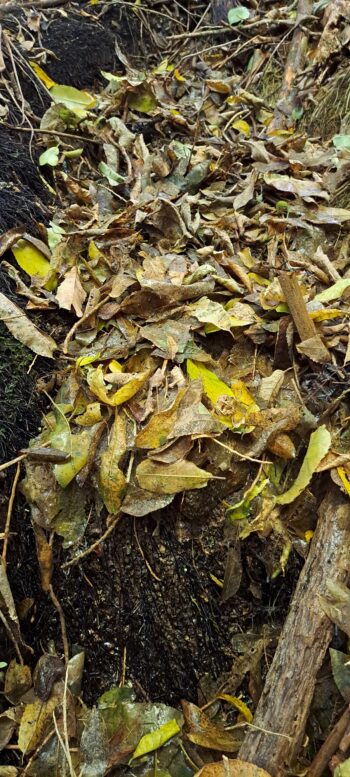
top-left (239, 487), bottom-right (350, 776)
top-left (272, 0), bottom-right (313, 128)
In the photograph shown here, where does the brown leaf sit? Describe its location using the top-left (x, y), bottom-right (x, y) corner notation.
top-left (56, 266), bottom-right (87, 317)
top-left (196, 759), bottom-right (272, 777)
top-left (0, 293), bottom-right (57, 358)
top-left (182, 701), bottom-right (240, 752)
top-left (4, 661), bottom-right (32, 704)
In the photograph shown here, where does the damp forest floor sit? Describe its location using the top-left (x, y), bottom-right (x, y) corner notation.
top-left (1, 1), bottom-right (350, 776)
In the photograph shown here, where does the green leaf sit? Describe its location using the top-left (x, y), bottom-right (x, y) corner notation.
top-left (54, 426), bottom-right (98, 487)
top-left (136, 458), bottom-right (214, 494)
top-left (314, 278), bottom-right (350, 303)
top-left (332, 134), bottom-right (350, 150)
top-left (128, 87), bottom-right (158, 113)
top-left (39, 145), bottom-right (60, 167)
top-left (335, 757), bottom-right (350, 777)
top-left (50, 84), bottom-right (96, 117)
top-left (330, 648), bottom-right (350, 702)
top-left (132, 719), bottom-right (181, 759)
top-left (227, 5), bottom-right (250, 24)
top-left (276, 426), bottom-right (331, 505)
top-left (98, 161), bottom-right (125, 186)
top-left (12, 239), bottom-right (51, 277)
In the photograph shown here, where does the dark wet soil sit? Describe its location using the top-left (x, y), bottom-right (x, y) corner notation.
top-left (0, 127), bottom-right (49, 233)
top-left (8, 482), bottom-right (299, 706)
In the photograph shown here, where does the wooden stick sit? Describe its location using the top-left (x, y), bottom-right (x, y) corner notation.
top-left (279, 271), bottom-right (317, 342)
top-left (238, 487), bottom-right (350, 776)
top-left (307, 705), bottom-right (350, 777)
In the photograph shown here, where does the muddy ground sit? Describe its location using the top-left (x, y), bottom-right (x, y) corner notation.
top-left (0, 2), bottom-right (299, 708)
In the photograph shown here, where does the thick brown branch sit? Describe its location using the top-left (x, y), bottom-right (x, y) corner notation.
top-left (238, 487), bottom-right (350, 776)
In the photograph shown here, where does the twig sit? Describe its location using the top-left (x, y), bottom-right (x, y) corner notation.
top-left (0, 453), bottom-right (27, 473)
top-left (49, 584), bottom-right (69, 664)
top-left (1, 122), bottom-right (101, 145)
top-left (101, 0), bottom-right (187, 27)
top-left (133, 518), bottom-right (161, 582)
top-left (2, 461), bottom-right (20, 565)
top-left (170, 26), bottom-right (231, 40)
top-left (0, 0), bottom-right (69, 14)
top-left (0, 609), bottom-right (23, 664)
top-left (61, 514), bottom-right (121, 569)
top-left (199, 436), bottom-right (272, 465)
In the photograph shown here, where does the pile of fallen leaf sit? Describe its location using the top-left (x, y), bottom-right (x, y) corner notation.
top-left (2, 0), bottom-right (350, 774)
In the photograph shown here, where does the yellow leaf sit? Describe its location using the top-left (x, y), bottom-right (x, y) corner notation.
top-left (248, 272), bottom-right (269, 286)
top-left (75, 402), bottom-right (103, 427)
top-left (174, 69), bottom-right (186, 82)
top-left (187, 360), bottom-right (257, 429)
top-left (88, 240), bottom-right (104, 261)
top-left (232, 119), bottom-right (250, 136)
top-left (337, 466), bottom-right (350, 496)
top-left (87, 365), bottom-right (149, 406)
top-left (136, 458), bottom-right (214, 494)
top-left (276, 426), bottom-right (331, 505)
top-left (18, 694), bottom-right (60, 754)
top-left (99, 413), bottom-right (126, 514)
top-left (305, 530), bottom-right (314, 543)
top-left (267, 128), bottom-right (294, 136)
top-left (29, 61), bottom-right (56, 89)
top-left (108, 359), bottom-right (123, 373)
top-left (309, 308), bottom-right (342, 321)
top-left (132, 719), bottom-right (180, 759)
top-left (50, 84), bottom-right (96, 117)
top-left (218, 694), bottom-right (253, 723)
top-left (76, 352), bottom-right (101, 368)
top-left (12, 239), bottom-right (51, 278)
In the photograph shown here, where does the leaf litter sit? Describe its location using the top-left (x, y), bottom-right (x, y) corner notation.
top-left (1, 0), bottom-right (350, 774)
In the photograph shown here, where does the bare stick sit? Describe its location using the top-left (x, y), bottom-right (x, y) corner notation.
top-left (61, 514), bottom-right (121, 569)
top-left (2, 461), bottom-right (20, 564)
top-left (49, 584), bottom-right (69, 664)
top-left (307, 705), bottom-right (350, 777)
top-left (279, 271), bottom-right (317, 342)
top-left (239, 487), bottom-right (350, 776)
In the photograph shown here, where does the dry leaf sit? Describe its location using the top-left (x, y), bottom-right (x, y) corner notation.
top-left (136, 458), bottom-right (214, 494)
top-left (56, 266), bottom-right (87, 317)
top-left (0, 293), bottom-right (57, 358)
top-left (196, 759), bottom-right (272, 777)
